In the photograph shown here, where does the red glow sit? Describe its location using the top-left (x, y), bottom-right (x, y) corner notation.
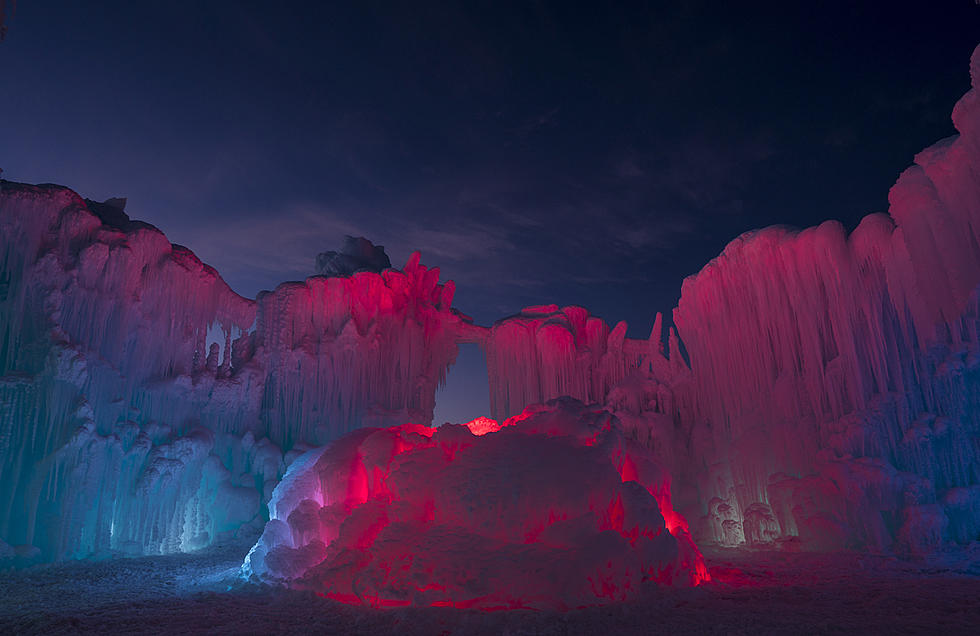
top-left (261, 401), bottom-right (709, 609)
top-left (461, 416), bottom-right (501, 435)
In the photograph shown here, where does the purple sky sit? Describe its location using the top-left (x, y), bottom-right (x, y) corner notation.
top-left (2, 1), bottom-right (978, 423)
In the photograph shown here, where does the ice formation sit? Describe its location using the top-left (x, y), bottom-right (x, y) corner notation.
top-left (482, 307), bottom-right (689, 420)
top-left (661, 48), bottom-right (980, 551)
top-left (0, 185), bottom-right (466, 559)
top-left (2, 44), bottom-right (980, 572)
top-left (243, 399), bottom-right (707, 609)
top-left (484, 305), bottom-right (654, 421)
top-left (251, 250), bottom-right (465, 447)
top-left (467, 48), bottom-right (980, 553)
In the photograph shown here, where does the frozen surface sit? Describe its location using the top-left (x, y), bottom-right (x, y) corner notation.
top-left (251, 249), bottom-right (464, 446)
top-left (659, 45), bottom-right (980, 551)
top-left (477, 45), bottom-right (980, 554)
top-left (0, 185), bottom-right (466, 559)
top-left (484, 305), bottom-right (671, 421)
top-left (244, 399), bottom-right (706, 609)
top-left (1, 539), bottom-right (978, 634)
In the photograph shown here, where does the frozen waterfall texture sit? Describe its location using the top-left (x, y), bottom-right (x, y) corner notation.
top-left (243, 400), bottom-right (708, 609)
top-left (2, 44), bottom-right (980, 565)
top-left (0, 187), bottom-right (468, 559)
top-left (482, 47), bottom-right (980, 552)
top-left (666, 46), bottom-right (980, 551)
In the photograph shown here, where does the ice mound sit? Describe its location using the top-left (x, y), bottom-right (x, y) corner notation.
top-left (243, 398), bottom-right (707, 609)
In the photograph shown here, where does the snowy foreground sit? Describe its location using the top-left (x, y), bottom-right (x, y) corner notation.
top-left (1, 538), bottom-right (979, 635)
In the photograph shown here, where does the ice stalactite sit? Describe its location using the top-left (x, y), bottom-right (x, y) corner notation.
top-left (247, 251), bottom-right (468, 448)
top-left (0, 183), bottom-right (264, 558)
top-left (0, 182), bottom-right (468, 560)
top-left (666, 45), bottom-right (980, 551)
top-left (484, 305), bottom-right (659, 421)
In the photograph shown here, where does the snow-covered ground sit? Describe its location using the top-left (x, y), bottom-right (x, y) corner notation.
top-left (2, 539), bottom-right (978, 635)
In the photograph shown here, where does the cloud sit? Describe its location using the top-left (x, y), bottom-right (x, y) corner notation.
top-left (165, 203), bottom-right (370, 293)
top-left (656, 133), bottom-right (776, 210)
top-left (400, 224), bottom-right (515, 262)
top-left (613, 157), bottom-right (644, 179)
top-left (160, 197), bottom-right (530, 301)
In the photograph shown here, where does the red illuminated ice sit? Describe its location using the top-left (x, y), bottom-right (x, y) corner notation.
top-left (243, 398), bottom-right (707, 609)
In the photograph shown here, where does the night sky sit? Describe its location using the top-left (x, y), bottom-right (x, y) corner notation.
top-left (2, 1), bottom-right (978, 423)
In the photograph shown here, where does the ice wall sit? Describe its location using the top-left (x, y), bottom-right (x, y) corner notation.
top-left (5, 45), bottom-right (980, 565)
top-left (484, 305), bottom-right (682, 421)
top-left (666, 46), bottom-right (980, 551)
top-left (0, 183), bottom-right (467, 559)
top-left (245, 251), bottom-right (467, 447)
top-left (476, 47), bottom-right (980, 553)
top-left (0, 183), bottom-right (266, 558)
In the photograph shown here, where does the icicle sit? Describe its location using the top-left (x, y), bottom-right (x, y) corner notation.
top-left (484, 308), bottom-right (651, 421)
top-left (650, 312), bottom-right (664, 356)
